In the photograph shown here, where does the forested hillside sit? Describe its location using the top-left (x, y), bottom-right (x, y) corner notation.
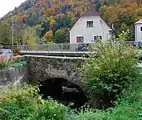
top-left (0, 0), bottom-right (142, 44)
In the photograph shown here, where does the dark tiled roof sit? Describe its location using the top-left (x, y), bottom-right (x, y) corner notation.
top-left (70, 6), bottom-right (114, 31)
top-left (81, 7), bottom-right (113, 29)
top-left (82, 7), bottom-right (99, 17)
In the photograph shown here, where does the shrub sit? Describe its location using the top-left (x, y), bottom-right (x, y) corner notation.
top-left (0, 61), bottom-right (7, 70)
top-left (73, 72), bottom-right (142, 120)
top-left (80, 41), bottom-right (139, 109)
top-left (0, 84), bottom-right (69, 120)
top-left (105, 73), bottom-right (142, 120)
top-left (0, 56), bottom-right (27, 69)
top-left (0, 71), bottom-right (141, 120)
top-left (13, 48), bottom-right (21, 56)
top-left (0, 56), bottom-right (8, 70)
top-left (72, 109), bottom-right (106, 120)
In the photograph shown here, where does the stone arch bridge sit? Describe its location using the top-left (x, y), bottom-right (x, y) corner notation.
top-left (27, 55), bottom-right (86, 90)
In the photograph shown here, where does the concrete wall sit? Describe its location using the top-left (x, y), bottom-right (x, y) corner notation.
top-left (27, 55), bottom-right (85, 90)
top-left (70, 16), bottom-right (112, 44)
top-left (0, 66), bottom-right (27, 87)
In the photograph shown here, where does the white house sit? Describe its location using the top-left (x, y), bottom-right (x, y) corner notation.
top-left (69, 7), bottom-right (113, 44)
top-left (135, 19), bottom-right (142, 42)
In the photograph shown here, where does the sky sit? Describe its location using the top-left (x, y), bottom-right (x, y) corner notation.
top-left (0, 0), bottom-right (25, 18)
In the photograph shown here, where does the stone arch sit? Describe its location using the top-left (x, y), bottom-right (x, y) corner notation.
top-left (28, 56), bottom-right (85, 91)
top-left (43, 65), bottom-right (85, 90)
top-left (39, 77), bottom-right (87, 108)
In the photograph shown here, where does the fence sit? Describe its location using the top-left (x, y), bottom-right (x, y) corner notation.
top-left (13, 43), bottom-right (91, 52)
top-left (1, 41), bottom-right (142, 52)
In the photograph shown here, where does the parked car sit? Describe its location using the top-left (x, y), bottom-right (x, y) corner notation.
top-left (133, 41), bottom-right (141, 47)
top-left (76, 43), bottom-right (88, 51)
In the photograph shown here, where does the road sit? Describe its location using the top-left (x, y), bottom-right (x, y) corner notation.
top-left (0, 49), bottom-right (13, 58)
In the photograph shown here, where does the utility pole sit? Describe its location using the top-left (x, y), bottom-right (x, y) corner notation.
top-left (12, 19), bottom-right (14, 50)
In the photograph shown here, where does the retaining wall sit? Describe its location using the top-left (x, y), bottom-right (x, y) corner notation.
top-left (0, 66), bottom-right (27, 87)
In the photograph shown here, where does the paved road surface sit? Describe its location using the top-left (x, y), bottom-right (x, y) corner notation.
top-left (0, 49), bottom-right (13, 58)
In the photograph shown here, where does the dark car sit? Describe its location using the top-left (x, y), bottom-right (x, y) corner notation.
top-left (133, 41), bottom-right (141, 47)
top-left (76, 43), bottom-right (88, 51)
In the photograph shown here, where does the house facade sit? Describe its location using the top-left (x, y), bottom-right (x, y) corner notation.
top-left (135, 19), bottom-right (142, 42)
top-left (69, 7), bottom-right (113, 44)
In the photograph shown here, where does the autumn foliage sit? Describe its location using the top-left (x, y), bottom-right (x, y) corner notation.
top-left (100, 0), bottom-right (142, 40)
top-left (0, 0), bottom-right (142, 44)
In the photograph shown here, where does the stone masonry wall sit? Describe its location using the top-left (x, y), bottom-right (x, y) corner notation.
top-left (0, 66), bottom-right (27, 87)
top-left (27, 56), bottom-right (85, 89)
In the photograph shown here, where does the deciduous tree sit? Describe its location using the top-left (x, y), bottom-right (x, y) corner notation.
top-left (44, 30), bottom-right (53, 41)
top-left (23, 26), bottom-right (39, 45)
top-left (54, 29), bottom-right (67, 43)
top-left (0, 23), bottom-right (12, 44)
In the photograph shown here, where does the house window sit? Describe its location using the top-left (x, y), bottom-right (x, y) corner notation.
top-left (87, 21), bottom-right (93, 27)
top-left (76, 36), bottom-right (84, 43)
top-left (94, 36), bottom-right (102, 41)
top-left (109, 30), bottom-right (113, 35)
top-left (109, 30), bottom-right (113, 39)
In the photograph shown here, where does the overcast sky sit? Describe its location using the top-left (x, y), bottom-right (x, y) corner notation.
top-left (0, 0), bottom-right (25, 18)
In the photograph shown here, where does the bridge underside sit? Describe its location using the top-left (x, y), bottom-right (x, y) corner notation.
top-left (39, 78), bottom-right (87, 108)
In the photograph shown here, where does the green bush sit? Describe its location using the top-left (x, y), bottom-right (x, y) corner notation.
top-left (0, 71), bottom-right (141, 120)
top-left (72, 109), bottom-right (106, 120)
top-left (73, 101), bottom-right (142, 120)
top-left (0, 85), bottom-right (69, 120)
top-left (8, 56), bottom-right (27, 68)
top-left (105, 73), bottom-right (142, 120)
top-left (0, 56), bottom-right (27, 70)
top-left (0, 57), bottom-right (8, 70)
top-left (73, 72), bottom-right (142, 120)
top-left (80, 41), bottom-right (139, 108)
top-left (0, 61), bottom-right (7, 70)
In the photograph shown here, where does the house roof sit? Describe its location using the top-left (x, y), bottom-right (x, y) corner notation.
top-left (82, 7), bottom-right (99, 17)
top-left (135, 19), bottom-right (142, 24)
top-left (69, 6), bottom-right (113, 32)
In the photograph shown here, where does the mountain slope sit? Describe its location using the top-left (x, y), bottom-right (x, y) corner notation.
top-left (0, 0), bottom-right (142, 44)
top-left (0, 0), bottom-right (91, 44)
